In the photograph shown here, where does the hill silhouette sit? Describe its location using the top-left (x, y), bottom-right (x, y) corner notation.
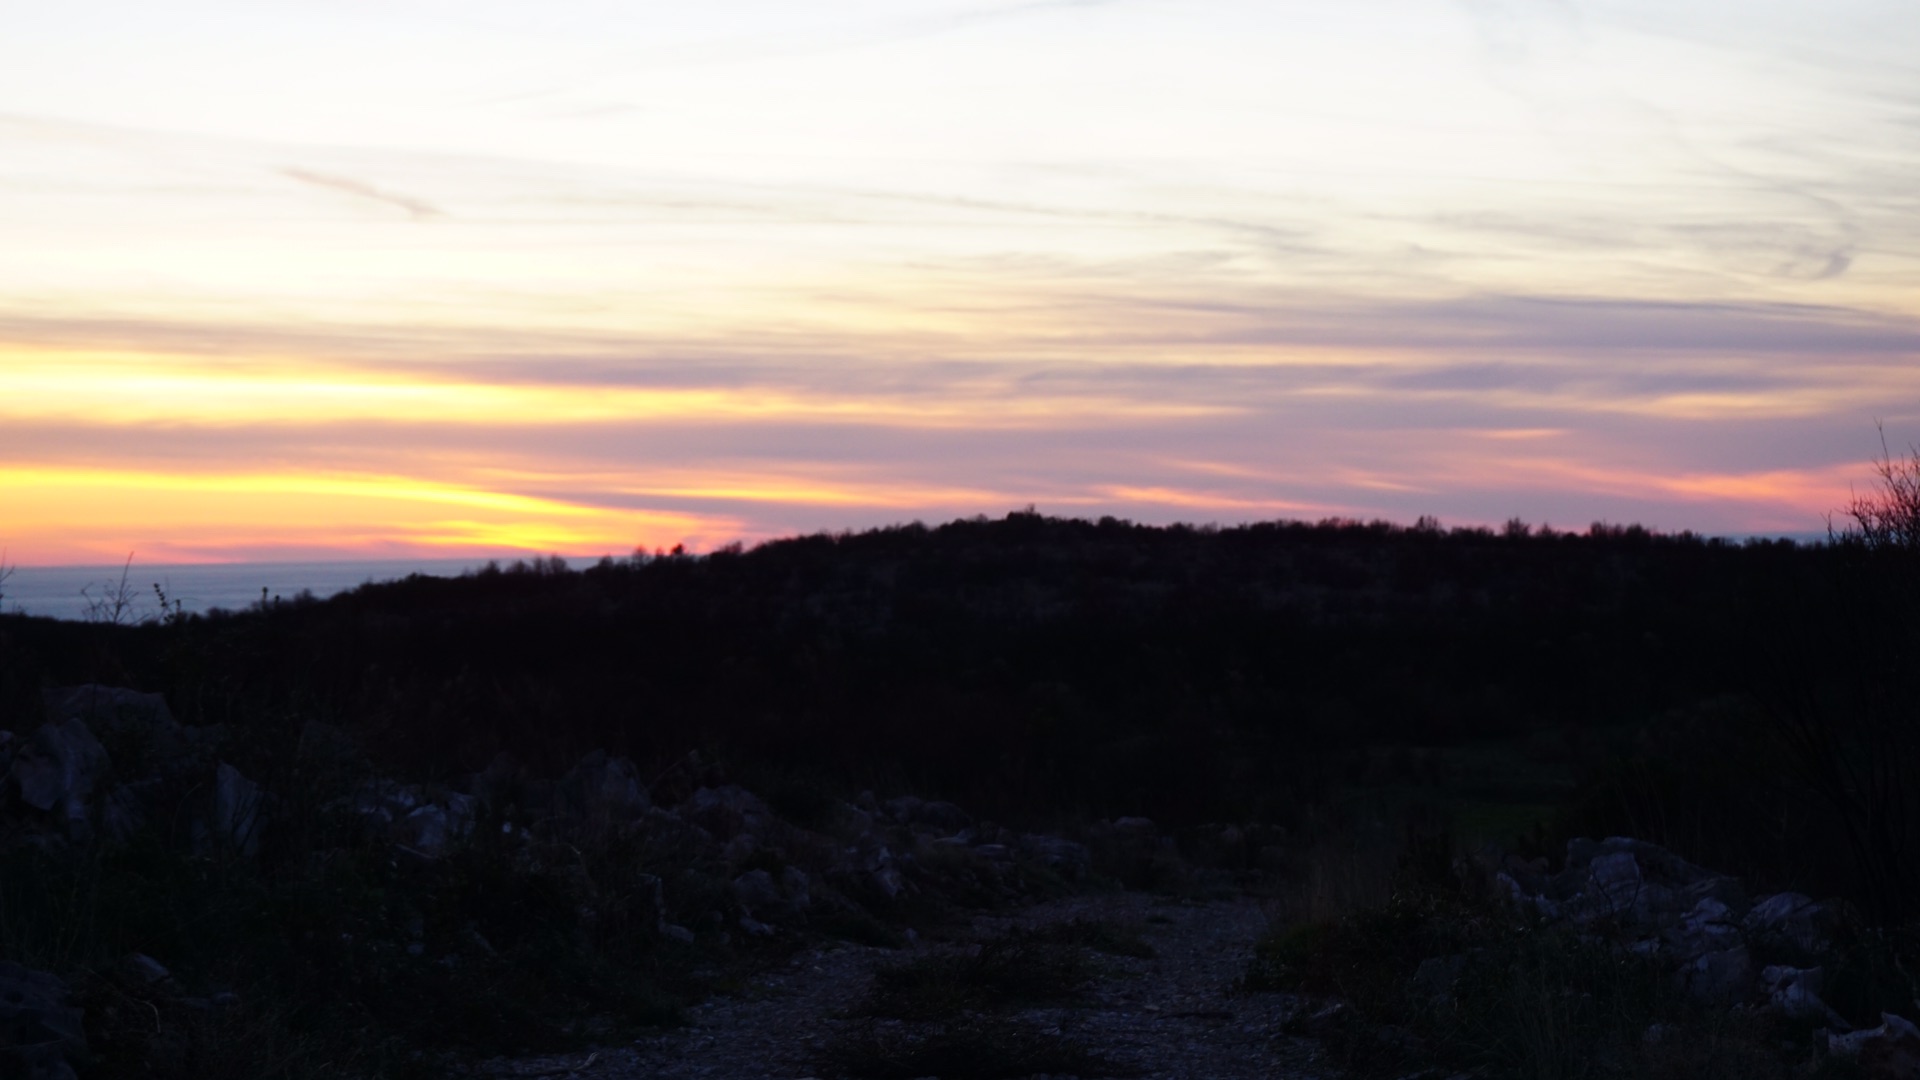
top-left (0, 511), bottom-right (1836, 842)
top-left (7, 510), bottom-right (1920, 1078)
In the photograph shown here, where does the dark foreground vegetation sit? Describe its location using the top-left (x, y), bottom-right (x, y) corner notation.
top-left (2, 452), bottom-right (1919, 1078)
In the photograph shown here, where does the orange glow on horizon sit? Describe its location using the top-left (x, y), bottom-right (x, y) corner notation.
top-left (0, 465), bottom-right (739, 566)
top-left (1, 328), bottom-right (1897, 564)
top-left (1426, 456), bottom-right (1865, 521)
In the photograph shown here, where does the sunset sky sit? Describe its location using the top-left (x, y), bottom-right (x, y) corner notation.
top-left (4, 0), bottom-right (1918, 564)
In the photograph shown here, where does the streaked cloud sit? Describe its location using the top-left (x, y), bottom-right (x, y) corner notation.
top-left (1, 0), bottom-right (1917, 563)
top-left (280, 168), bottom-right (443, 220)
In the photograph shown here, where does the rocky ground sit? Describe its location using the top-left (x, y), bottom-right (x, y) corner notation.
top-left (10, 684), bottom-right (1916, 1079)
top-left (476, 892), bottom-right (1331, 1080)
top-left (3, 684), bottom-right (1317, 1080)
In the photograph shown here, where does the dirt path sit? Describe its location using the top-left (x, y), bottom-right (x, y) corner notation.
top-left (476, 892), bottom-right (1331, 1080)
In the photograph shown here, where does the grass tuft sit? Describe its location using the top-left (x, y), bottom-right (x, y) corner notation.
top-left (817, 1016), bottom-right (1131, 1080)
top-left (856, 920), bottom-right (1146, 1021)
top-left (1022, 916), bottom-right (1157, 959)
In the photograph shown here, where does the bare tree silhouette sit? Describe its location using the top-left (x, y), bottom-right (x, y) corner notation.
top-left (81, 553), bottom-right (142, 627)
top-left (1765, 427), bottom-right (1920, 919)
top-left (1832, 423), bottom-right (1920, 553)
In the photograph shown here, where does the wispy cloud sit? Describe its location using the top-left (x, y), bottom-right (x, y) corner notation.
top-left (3, 0), bottom-right (1918, 561)
top-left (279, 168), bottom-right (442, 220)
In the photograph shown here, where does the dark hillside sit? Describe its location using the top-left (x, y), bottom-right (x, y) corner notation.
top-left (7, 512), bottom-right (1919, 1079)
top-left (0, 513), bottom-right (1838, 839)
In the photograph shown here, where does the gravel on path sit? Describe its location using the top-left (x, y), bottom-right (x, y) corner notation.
top-left (475, 891), bottom-right (1331, 1080)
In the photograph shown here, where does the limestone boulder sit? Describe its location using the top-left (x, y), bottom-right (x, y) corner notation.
top-left (1660, 896), bottom-right (1744, 960)
top-left (1019, 834), bottom-right (1093, 877)
top-left (1745, 892), bottom-right (1840, 961)
top-left (0, 961), bottom-right (88, 1080)
top-left (885, 796), bottom-right (973, 834)
top-left (345, 779), bottom-right (417, 829)
top-left (100, 780), bottom-right (158, 842)
top-left (210, 762), bottom-right (265, 857)
top-left (469, 752), bottom-right (524, 809)
top-left (731, 866), bottom-right (812, 928)
top-left (10, 718), bottom-right (110, 838)
top-left (1761, 964), bottom-right (1845, 1026)
top-left (121, 954), bottom-right (174, 988)
top-left (42, 685), bottom-right (174, 734)
top-left (44, 685), bottom-right (192, 777)
top-left (1830, 1014), bottom-right (1920, 1079)
top-left (1512, 837), bottom-right (1750, 947)
top-left (395, 804), bottom-right (453, 856)
top-left (1676, 945), bottom-right (1754, 1006)
top-left (554, 751), bottom-right (651, 829)
top-left (1488, 836), bottom-right (1822, 1016)
top-left (685, 785), bottom-right (775, 841)
top-left (393, 793), bottom-right (479, 857)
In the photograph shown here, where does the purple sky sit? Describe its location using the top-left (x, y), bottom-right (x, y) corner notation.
top-left (3, 0), bottom-right (1917, 563)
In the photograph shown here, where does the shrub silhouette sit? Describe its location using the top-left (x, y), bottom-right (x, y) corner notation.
top-left (1834, 425), bottom-right (1920, 554)
top-left (1758, 430), bottom-right (1920, 920)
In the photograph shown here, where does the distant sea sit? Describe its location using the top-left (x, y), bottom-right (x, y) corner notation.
top-left (2, 558), bottom-right (494, 621)
top-left (1, 527), bottom-right (1830, 622)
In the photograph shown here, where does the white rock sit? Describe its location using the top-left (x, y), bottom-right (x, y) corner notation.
top-left (1761, 965), bottom-right (1844, 1025)
top-left (1828, 1012), bottom-right (1920, 1078)
top-left (212, 762), bottom-right (265, 856)
top-left (11, 718), bottom-right (110, 836)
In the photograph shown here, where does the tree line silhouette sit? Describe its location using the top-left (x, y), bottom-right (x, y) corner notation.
top-left (1, 500), bottom-right (1914, 913)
